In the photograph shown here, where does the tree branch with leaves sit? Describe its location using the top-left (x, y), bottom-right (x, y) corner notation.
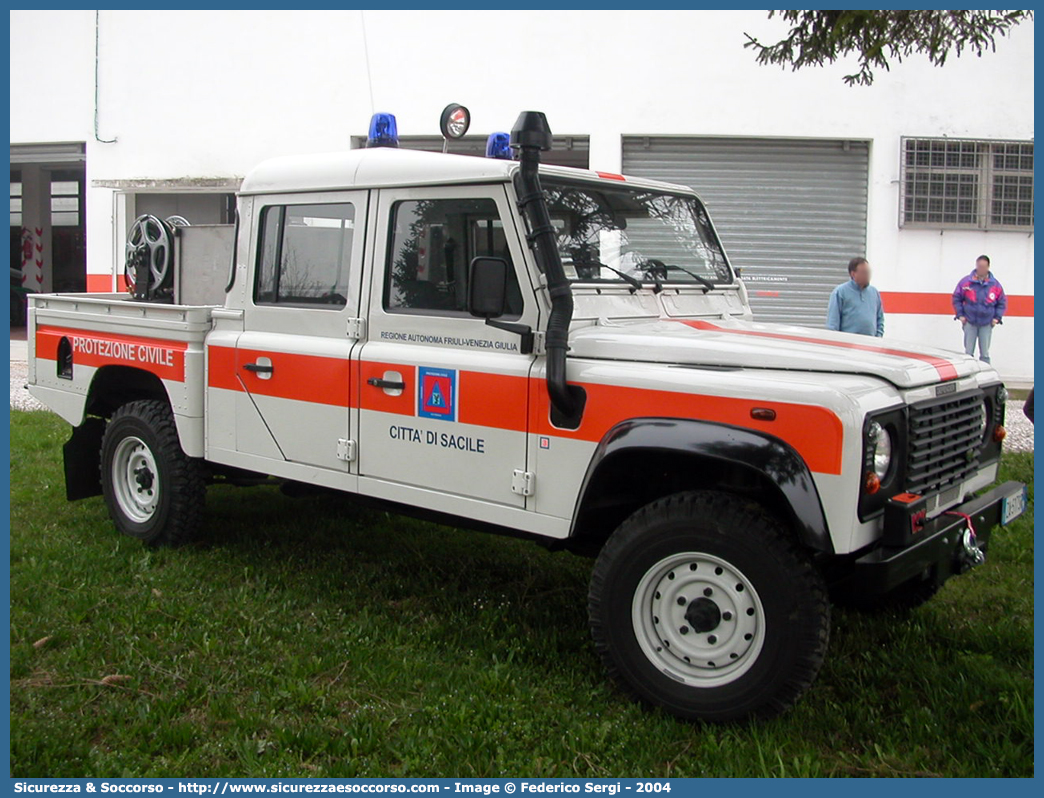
top-left (745, 10), bottom-right (1032, 86)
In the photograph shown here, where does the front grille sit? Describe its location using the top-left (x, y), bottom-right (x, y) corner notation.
top-left (905, 392), bottom-right (985, 494)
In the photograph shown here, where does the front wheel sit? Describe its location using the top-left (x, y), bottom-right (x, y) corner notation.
top-left (588, 491), bottom-right (830, 722)
top-left (100, 399), bottom-right (205, 546)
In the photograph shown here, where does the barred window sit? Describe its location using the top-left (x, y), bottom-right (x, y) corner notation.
top-left (900, 138), bottom-right (1033, 231)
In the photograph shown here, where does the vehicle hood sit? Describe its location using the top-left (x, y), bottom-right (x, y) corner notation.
top-left (567, 317), bottom-right (983, 388)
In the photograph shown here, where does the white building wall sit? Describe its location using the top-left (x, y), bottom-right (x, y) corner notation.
top-left (9, 10), bottom-right (96, 143)
top-left (10, 10), bottom-right (1034, 381)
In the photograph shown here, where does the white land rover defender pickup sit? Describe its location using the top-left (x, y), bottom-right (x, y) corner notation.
top-left (27, 111), bottom-right (1027, 722)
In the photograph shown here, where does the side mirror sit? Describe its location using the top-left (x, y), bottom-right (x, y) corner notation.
top-left (468, 257), bottom-right (509, 319)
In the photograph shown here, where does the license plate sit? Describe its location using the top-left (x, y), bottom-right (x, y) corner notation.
top-left (1001, 486), bottom-right (1029, 526)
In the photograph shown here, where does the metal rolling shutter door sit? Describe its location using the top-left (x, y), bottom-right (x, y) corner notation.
top-left (622, 137), bottom-right (869, 326)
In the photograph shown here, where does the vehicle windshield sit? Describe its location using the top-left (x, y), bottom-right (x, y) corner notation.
top-left (540, 178), bottom-right (732, 286)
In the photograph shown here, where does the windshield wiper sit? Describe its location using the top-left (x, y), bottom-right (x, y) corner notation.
top-left (645, 259), bottom-right (714, 293)
top-left (575, 262), bottom-right (643, 293)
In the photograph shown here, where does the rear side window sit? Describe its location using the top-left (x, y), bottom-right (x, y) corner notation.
top-left (254, 203), bottom-right (355, 308)
top-left (384, 197), bottom-right (523, 317)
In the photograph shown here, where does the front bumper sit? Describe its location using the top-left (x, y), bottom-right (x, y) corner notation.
top-left (840, 481), bottom-right (1027, 596)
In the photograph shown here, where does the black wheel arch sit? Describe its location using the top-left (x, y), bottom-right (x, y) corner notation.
top-left (84, 365), bottom-right (169, 418)
top-left (569, 417), bottom-right (833, 556)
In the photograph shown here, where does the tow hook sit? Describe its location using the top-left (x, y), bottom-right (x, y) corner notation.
top-left (956, 527), bottom-right (986, 572)
top-left (944, 510), bottom-right (986, 573)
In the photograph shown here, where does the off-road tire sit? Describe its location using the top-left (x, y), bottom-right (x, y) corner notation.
top-left (100, 399), bottom-right (205, 547)
top-left (588, 490), bottom-right (830, 722)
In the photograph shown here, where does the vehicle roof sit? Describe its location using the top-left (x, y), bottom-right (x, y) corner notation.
top-left (238, 146), bottom-right (694, 196)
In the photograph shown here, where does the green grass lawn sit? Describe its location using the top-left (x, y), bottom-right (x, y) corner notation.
top-left (9, 410), bottom-right (1034, 778)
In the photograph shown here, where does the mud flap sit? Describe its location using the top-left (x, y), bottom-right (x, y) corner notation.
top-left (63, 418), bottom-right (106, 500)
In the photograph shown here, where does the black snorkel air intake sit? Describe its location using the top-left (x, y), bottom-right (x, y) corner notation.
top-left (510, 112), bottom-right (586, 428)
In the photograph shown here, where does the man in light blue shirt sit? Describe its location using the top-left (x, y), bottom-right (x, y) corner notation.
top-left (826, 257), bottom-right (884, 337)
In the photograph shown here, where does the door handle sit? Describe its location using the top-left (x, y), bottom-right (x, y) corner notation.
top-left (243, 363), bottom-right (274, 374)
top-left (367, 377), bottom-right (405, 390)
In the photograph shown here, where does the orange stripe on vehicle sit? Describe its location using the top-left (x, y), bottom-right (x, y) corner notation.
top-left (236, 348), bottom-right (350, 407)
top-left (358, 361), bottom-right (415, 416)
top-left (212, 351), bottom-right (843, 475)
top-left (596, 171), bottom-right (626, 181)
top-left (528, 379), bottom-right (844, 475)
top-left (458, 371), bottom-right (530, 431)
top-left (209, 347), bottom-right (354, 408)
top-left (358, 363), bottom-right (529, 424)
top-left (206, 345), bottom-right (240, 392)
top-left (36, 325), bottom-right (186, 382)
top-left (676, 319), bottom-right (959, 382)
top-left (880, 291), bottom-right (1034, 317)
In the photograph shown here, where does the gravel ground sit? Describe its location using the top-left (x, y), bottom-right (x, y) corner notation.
top-left (1003, 399), bottom-right (1034, 452)
top-left (10, 361), bottom-right (47, 412)
top-left (7, 343), bottom-right (1033, 450)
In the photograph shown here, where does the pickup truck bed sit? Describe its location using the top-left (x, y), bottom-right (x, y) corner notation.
top-left (29, 293), bottom-right (217, 457)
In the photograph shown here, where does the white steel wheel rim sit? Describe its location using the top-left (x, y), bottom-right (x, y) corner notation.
top-left (112, 436), bottom-right (160, 523)
top-left (631, 551), bottom-right (766, 688)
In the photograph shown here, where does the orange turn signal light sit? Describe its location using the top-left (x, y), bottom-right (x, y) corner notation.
top-left (993, 424), bottom-right (1007, 442)
top-left (864, 472), bottom-right (881, 494)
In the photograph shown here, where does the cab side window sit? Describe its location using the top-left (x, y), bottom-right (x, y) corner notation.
top-left (385, 198), bottom-right (523, 317)
top-left (255, 203), bottom-right (355, 308)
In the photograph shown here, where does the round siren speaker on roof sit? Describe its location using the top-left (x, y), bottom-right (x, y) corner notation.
top-left (440, 103), bottom-right (471, 140)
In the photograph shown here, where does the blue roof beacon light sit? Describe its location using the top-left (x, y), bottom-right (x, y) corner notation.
top-left (485, 132), bottom-right (512, 160)
top-left (366, 113), bottom-right (399, 148)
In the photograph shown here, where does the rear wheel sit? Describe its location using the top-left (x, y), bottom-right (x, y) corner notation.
top-left (100, 399), bottom-right (204, 546)
top-left (588, 490), bottom-right (829, 722)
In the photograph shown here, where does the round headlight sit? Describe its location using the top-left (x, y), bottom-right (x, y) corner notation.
top-left (998, 386), bottom-right (1009, 405)
top-left (869, 421), bottom-right (893, 480)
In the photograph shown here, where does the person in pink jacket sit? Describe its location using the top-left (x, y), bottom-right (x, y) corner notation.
top-left (951, 255), bottom-right (1007, 364)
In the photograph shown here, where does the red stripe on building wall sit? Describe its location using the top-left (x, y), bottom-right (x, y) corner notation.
top-left (85, 274), bottom-right (128, 293)
top-left (880, 291), bottom-right (1034, 317)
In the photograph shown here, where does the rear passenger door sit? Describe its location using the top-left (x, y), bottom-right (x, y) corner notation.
top-left (234, 193), bottom-right (366, 472)
top-left (357, 185), bottom-right (537, 508)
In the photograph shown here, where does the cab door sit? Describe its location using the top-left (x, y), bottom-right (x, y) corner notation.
top-left (233, 193), bottom-right (367, 472)
top-left (357, 184), bottom-right (538, 507)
